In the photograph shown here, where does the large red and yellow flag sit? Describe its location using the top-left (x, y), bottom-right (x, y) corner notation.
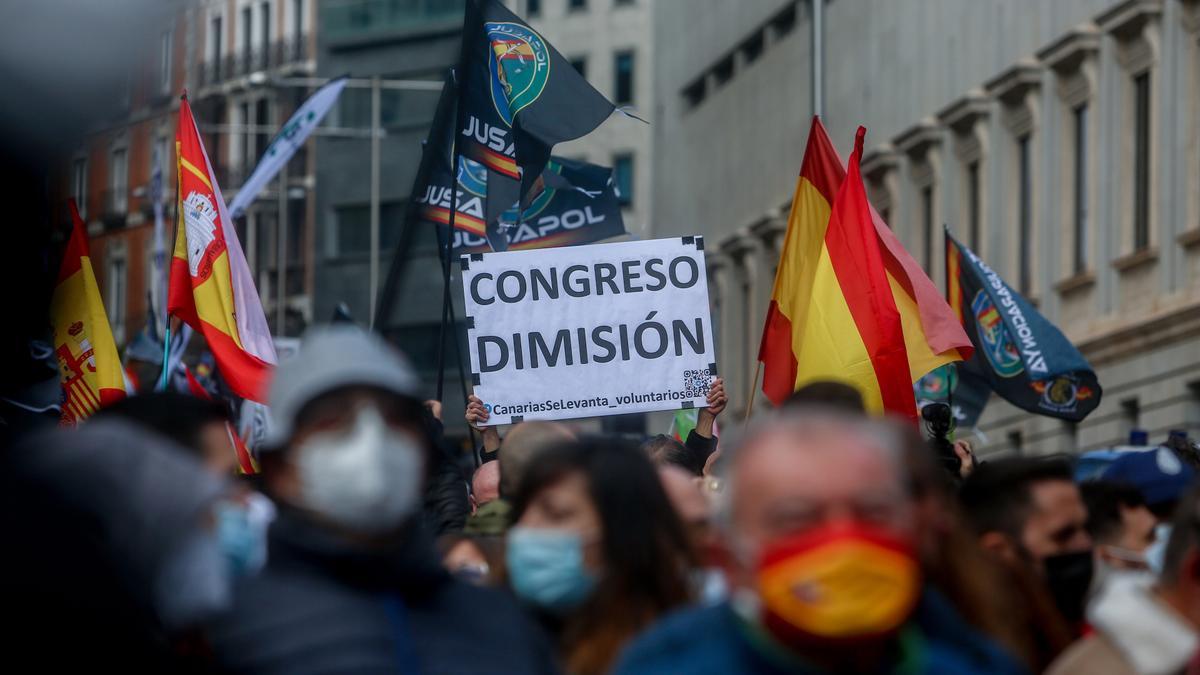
top-left (758, 118), bottom-right (972, 420)
top-left (169, 96), bottom-right (276, 402)
top-left (51, 201), bottom-right (126, 424)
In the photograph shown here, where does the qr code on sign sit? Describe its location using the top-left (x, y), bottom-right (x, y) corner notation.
top-left (683, 368), bottom-right (714, 398)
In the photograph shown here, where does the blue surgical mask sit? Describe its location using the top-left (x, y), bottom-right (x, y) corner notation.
top-left (506, 526), bottom-right (597, 613)
top-left (216, 494), bottom-right (275, 577)
top-left (1146, 523), bottom-right (1173, 576)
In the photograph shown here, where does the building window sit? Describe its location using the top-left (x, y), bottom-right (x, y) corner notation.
top-left (613, 154), bottom-right (633, 208)
top-left (526, 0), bottom-right (540, 16)
top-left (967, 161), bottom-right (980, 251)
top-left (1121, 397), bottom-right (1141, 441)
top-left (332, 202), bottom-right (405, 258)
top-left (255, 98), bottom-right (270, 161)
top-left (1007, 430), bottom-right (1024, 455)
top-left (713, 55), bottom-right (734, 87)
top-left (260, 1), bottom-right (272, 61)
top-left (683, 77), bottom-right (706, 109)
top-left (241, 5), bottom-right (252, 61)
top-left (71, 158), bottom-right (88, 218)
top-left (152, 135), bottom-right (168, 186)
top-left (211, 15), bottom-right (223, 78)
top-left (211, 15), bottom-right (223, 59)
top-left (922, 185), bottom-right (934, 272)
top-left (771, 3), bottom-right (797, 38)
top-left (107, 256), bottom-right (127, 344)
top-left (292, 0), bottom-right (304, 35)
top-left (159, 29), bottom-right (173, 94)
top-left (569, 57), bottom-right (587, 79)
top-left (1064, 421), bottom-right (1079, 453)
top-left (239, 102), bottom-right (252, 170)
top-left (741, 30), bottom-right (765, 64)
top-left (1133, 71), bottom-right (1151, 251)
top-left (1017, 134), bottom-right (1032, 294)
top-left (110, 147), bottom-right (128, 214)
top-left (614, 51), bottom-right (634, 105)
top-left (568, 0), bottom-right (586, 11)
top-left (1071, 104), bottom-right (1088, 273)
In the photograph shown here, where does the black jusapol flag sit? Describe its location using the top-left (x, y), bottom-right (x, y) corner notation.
top-left (946, 229), bottom-right (1102, 422)
top-left (409, 72), bottom-right (625, 252)
top-left (456, 0), bottom-right (616, 250)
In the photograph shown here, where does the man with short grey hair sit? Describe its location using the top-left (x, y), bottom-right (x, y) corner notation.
top-left (616, 410), bottom-right (1023, 674)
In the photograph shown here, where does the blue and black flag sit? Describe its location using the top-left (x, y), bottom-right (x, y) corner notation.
top-left (945, 229), bottom-right (1101, 422)
top-left (410, 72), bottom-right (626, 252)
top-left (456, 0), bottom-right (617, 250)
top-left (443, 156), bottom-right (627, 252)
top-left (915, 363), bottom-right (992, 429)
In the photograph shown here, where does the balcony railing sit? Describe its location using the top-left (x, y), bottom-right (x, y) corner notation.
top-left (101, 188), bottom-right (129, 229)
top-left (194, 33), bottom-right (311, 88)
top-left (323, 0), bottom-right (465, 42)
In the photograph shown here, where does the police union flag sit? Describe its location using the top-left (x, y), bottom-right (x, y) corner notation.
top-left (946, 230), bottom-right (1101, 421)
top-left (457, 0), bottom-right (616, 250)
top-left (412, 72), bottom-right (624, 252)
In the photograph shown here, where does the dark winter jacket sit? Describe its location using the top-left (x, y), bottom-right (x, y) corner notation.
top-left (423, 415), bottom-right (471, 535)
top-left (614, 589), bottom-right (1028, 675)
top-left (207, 509), bottom-right (559, 675)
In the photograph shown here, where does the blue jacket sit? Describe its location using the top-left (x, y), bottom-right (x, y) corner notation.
top-left (613, 589), bottom-right (1028, 675)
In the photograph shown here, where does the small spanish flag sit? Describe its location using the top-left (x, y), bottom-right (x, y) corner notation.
top-left (757, 119), bottom-right (972, 420)
top-left (51, 201), bottom-right (126, 424)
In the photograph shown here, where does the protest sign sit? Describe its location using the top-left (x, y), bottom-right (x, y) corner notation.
top-left (461, 237), bottom-right (717, 424)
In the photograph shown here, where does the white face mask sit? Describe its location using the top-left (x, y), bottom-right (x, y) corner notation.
top-left (1146, 523), bottom-right (1173, 576)
top-left (294, 406), bottom-right (425, 534)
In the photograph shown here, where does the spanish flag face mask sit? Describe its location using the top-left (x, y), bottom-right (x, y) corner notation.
top-left (754, 522), bottom-right (921, 646)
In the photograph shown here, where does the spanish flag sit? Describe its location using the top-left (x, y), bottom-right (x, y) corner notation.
top-left (51, 201), bottom-right (126, 424)
top-left (758, 119), bottom-right (972, 420)
top-left (168, 95), bottom-right (276, 402)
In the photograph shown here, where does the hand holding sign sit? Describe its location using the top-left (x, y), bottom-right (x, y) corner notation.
top-left (466, 393), bottom-right (502, 452)
top-left (696, 377), bottom-right (726, 439)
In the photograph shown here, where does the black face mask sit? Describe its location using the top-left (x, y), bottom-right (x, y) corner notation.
top-left (1042, 550), bottom-right (1094, 624)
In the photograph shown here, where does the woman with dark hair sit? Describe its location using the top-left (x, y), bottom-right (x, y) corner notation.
top-left (506, 436), bottom-right (696, 675)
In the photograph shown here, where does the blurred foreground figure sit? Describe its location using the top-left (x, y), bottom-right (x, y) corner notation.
top-left (95, 392), bottom-right (277, 577)
top-left (615, 411), bottom-right (1024, 674)
top-left (2, 420), bottom-right (230, 671)
top-left (95, 392), bottom-right (239, 475)
top-left (206, 327), bottom-right (556, 674)
top-left (506, 437), bottom-right (695, 675)
top-left (1048, 488), bottom-right (1200, 675)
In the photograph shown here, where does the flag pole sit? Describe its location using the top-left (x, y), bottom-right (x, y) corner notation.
top-left (435, 149), bottom-right (461, 403)
top-left (157, 324), bottom-right (172, 390)
top-left (436, 69), bottom-right (465, 403)
top-left (445, 282), bottom-right (479, 458)
top-left (743, 361), bottom-right (763, 428)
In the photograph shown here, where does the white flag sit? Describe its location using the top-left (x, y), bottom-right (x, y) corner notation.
top-left (227, 76), bottom-right (347, 219)
top-left (150, 142), bottom-right (168, 337)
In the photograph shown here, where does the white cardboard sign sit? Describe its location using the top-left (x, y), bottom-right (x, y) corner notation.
top-left (461, 237), bottom-right (717, 425)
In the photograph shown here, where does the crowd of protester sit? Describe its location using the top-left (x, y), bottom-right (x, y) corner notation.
top-left (4, 326), bottom-right (1200, 674)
